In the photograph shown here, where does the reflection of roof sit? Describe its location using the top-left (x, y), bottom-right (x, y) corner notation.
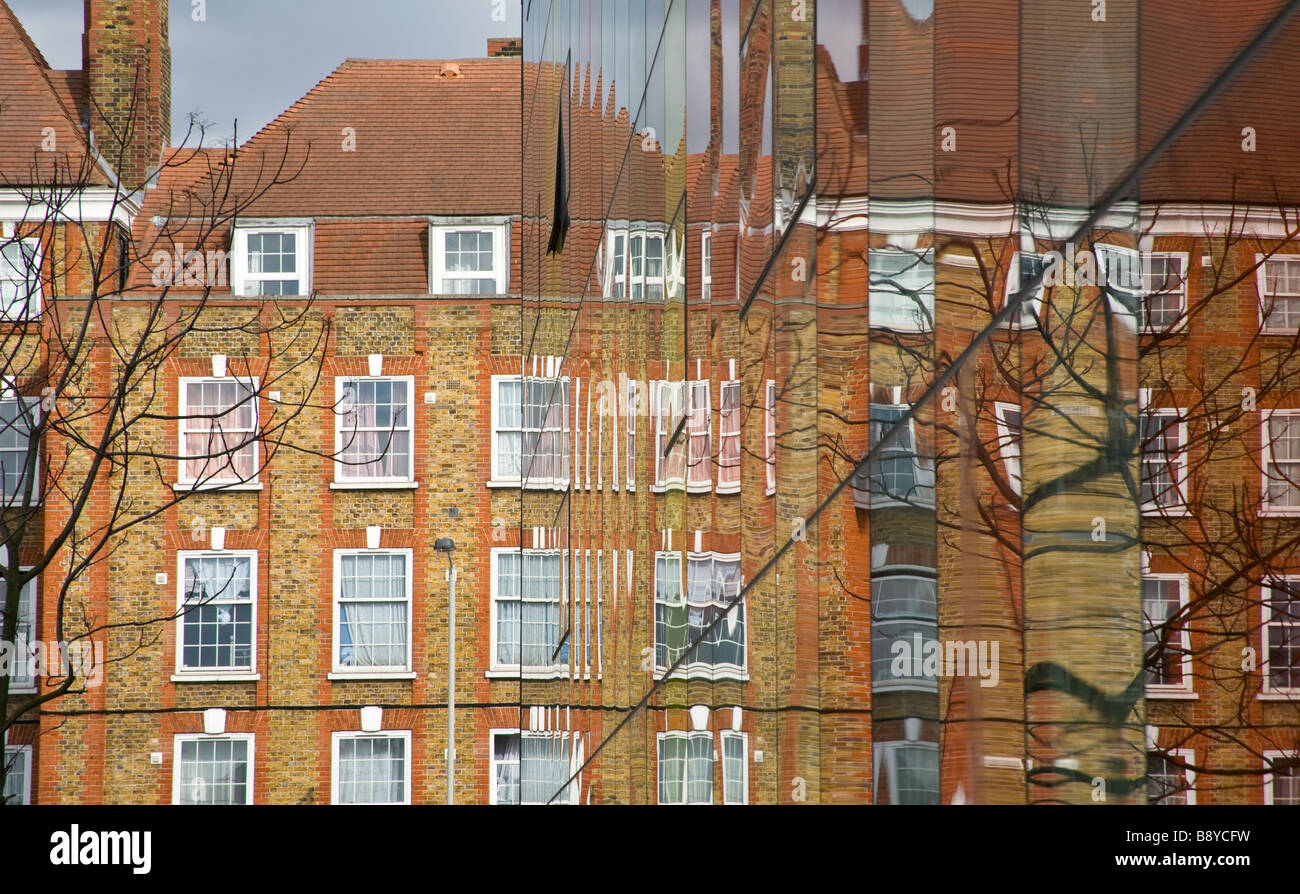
top-left (0, 1), bottom-right (104, 185)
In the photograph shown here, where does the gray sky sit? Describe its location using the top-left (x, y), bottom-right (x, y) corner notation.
top-left (9, 0), bottom-right (522, 146)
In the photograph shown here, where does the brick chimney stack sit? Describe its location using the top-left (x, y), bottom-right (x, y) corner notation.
top-left (83, 0), bottom-right (171, 189)
top-left (487, 37), bottom-right (521, 58)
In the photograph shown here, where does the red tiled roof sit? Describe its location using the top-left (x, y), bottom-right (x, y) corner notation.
top-left (0, 0), bottom-right (104, 186)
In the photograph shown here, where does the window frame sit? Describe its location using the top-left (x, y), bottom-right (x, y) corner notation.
top-left (656, 730), bottom-right (714, 805)
top-left (1261, 409), bottom-right (1300, 515)
top-left (489, 374), bottom-right (571, 489)
top-left (330, 548), bottom-right (414, 679)
top-left (652, 380), bottom-right (686, 492)
top-left (1263, 750), bottom-right (1300, 805)
top-left (174, 550), bottom-right (258, 679)
top-left (488, 546), bottom-right (570, 678)
top-left (625, 379), bottom-right (638, 491)
top-left (1139, 251), bottom-right (1189, 334)
top-left (0, 568), bottom-right (36, 695)
top-left (701, 230), bottom-right (712, 302)
top-left (1146, 748), bottom-right (1196, 805)
top-left (1142, 572), bottom-right (1194, 697)
top-left (873, 739), bottom-right (940, 805)
top-left (720, 729), bottom-right (748, 805)
top-left (868, 247), bottom-right (935, 332)
top-left (488, 729), bottom-right (579, 805)
top-left (604, 223), bottom-right (667, 301)
top-left (1139, 404), bottom-right (1190, 516)
top-left (1003, 251), bottom-right (1046, 329)
top-left (176, 376), bottom-right (260, 489)
top-left (654, 550), bottom-right (747, 681)
top-left (717, 380), bottom-right (742, 494)
top-left (993, 401), bottom-right (1022, 496)
top-left (332, 375), bottom-right (416, 487)
top-left (1257, 253), bottom-right (1300, 334)
top-left (0, 235), bottom-right (42, 320)
top-left (871, 566), bottom-right (940, 694)
top-left (2, 741), bottom-right (31, 805)
top-left (230, 223), bottom-right (311, 297)
top-left (330, 730), bottom-right (412, 805)
top-left (429, 219), bottom-right (510, 295)
top-left (866, 403), bottom-right (935, 509)
top-left (0, 395), bottom-right (40, 505)
top-left (765, 379), bottom-right (776, 495)
top-left (685, 379), bottom-right (712, 492)
top-left (171, 732), bottom-right (255, 805)
top-left (1262, 576), bottom-right (1300, 695)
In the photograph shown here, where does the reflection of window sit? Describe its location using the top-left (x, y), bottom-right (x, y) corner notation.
top-left (1004, 252), bottom-right (1045, 328)
top-left (232, 226), bottom-right (309, 296)
top-left (491, 548), bottom-right (568, 673)
top-left (1146, 750), bottom-right (1195, 805)
top-left (866, 404), bottom-right (934, 507)
top-left (717, 381), bottom-right (741, 493)
top-left (1141, 253), bottom-right (1187, 332)
top-left (333, 550), bottom-right (412, 675)
top-left (0, 574), bottom-right (36, 692)
top-left (626, 379), bottom-right (638, 490)
top-left (1264, 751), bottom-right (1300, 805)
top-left (490, 730), bottom-right (579, 804)
top-left (430, 222), bottom-right (508, 294)
top-left (173, 734), bottom-right (253, 805)
top-left (874, 740), bottom-right (939, 805)
top-left (1262, 410), bottom-right (1300, 511)
top-left (178, 552), bottom-right (255, 675)
top-left (1095, 243), bottom-right (1141, 316)
top-left (332, 731), bottom-right (410, 804)
top-left (686, 380), bottom-right (711, 491)
top-left (0, 237), bottom-right (41, 319)
top-left (653, 381), bottom-right (686, 489)
top-left (178, 379), bottom-right (258, 486)
top-left (721, 730), bottom-right (747, 805)
top-left (1140, 408), bottom-right (1187, 513)
top-left (491, 376), bottom-right (570, 487)
top-left (1263, 578), bottom-right (1300, 692)
top-left (335, 377), bottom-right (413, 484)
top-left (1258, 255), bottom-right (1300, 333)
top-left (655, 551), bottom-right (744, 677)
top-left (871, 569), bottom-right (938, 692)
top-left (993, 402), bottom-right (1022, 496)
top-left (701, 231), bottom-right (712, 301)
top-left (605, 226), bottom-right (665, 300)
top-left (869, 249), bottom-right (934, 331)
top-left (1142, 574), bottom-right (1191, 693)
top-left (657, 731), bottom-right (713, 804)
top-left (2, 743), bottom-right (30, 805)
top-left (764, 380), bottom-right (776, 494)
top-left (0, 397), bottom-right (39, 503)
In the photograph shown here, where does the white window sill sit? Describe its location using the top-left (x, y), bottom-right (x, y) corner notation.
top-left (330, 480), bottom-right (418, 490)
top-left (173, 481), bottom-right (263, 492)
top-left (485, 480), bottom-right (571, 491)
top-left (1259, 508), bottom-right (1300, 517)
top-left (651, 483), bottom-right (685, 494)
top-left (869, 678), bottom-right (941, 693)
top-left (765, 486), bottom-right (776, 497)
top-left (1257, 691), bottom-right (1300, 701)
top-left (685, 482), bottom-right (713, 494)
top-left (1146, 687), bottom-right (1197, 700)
top-left (328, 671), bottom-right (417, 681)
top-left (485, 669), bottom-right (573, 680)
top-left (6, 685), bottom-right (36, 694)
top-left (1142, 508), bottom-right (1192, 518)
top-left (171, 673), bottom-right (260, 683)
top-left (716, 484), bottom-right (741, 496)
top-left (656, 668), bottom-right (749, 683)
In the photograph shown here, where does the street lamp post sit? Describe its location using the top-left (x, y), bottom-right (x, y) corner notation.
top-left (435, 537), bottom-right (456, 805)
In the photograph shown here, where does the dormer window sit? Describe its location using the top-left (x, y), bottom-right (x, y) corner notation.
top-left (430, 219), bottom-right (509, 294)
top-left (230, 221), bottom-right (312, 296)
